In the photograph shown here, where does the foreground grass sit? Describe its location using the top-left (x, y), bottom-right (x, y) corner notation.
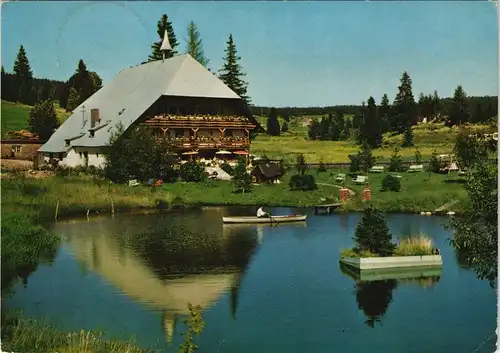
top-left (1, 100), bottom-right (70, 137)
top-left (1, 312), bottom-right (154, 353)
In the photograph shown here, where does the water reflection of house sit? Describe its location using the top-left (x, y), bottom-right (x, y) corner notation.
top-left (56, 216), bottom-right (259, 344)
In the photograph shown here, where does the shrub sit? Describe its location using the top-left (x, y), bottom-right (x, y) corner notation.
top-left (349, 154), bottom-right (360, 173)
top-left (220, 163), bottom-right (234, 176)
top-left (394, 234), bottom-right (435, 256)
top-left (179, 162), bottom-right (205, 182)
top-left (318, 158), bottom-right (327, 172)
top-left (289, 174), bottom-right (317, 191)
top-left (381, 175), bottom-right (401, 192)
top-left (427, 150), bottom-right (443, 173)
top-left (295, 153), bottom-right (308, 175)
top-left (353, 207), bottom-right (396, 256)
top-left (340, 248), bottom-right (378, 258)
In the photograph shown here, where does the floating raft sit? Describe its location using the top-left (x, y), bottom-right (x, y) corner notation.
top-left (222, 215), bottom-right (307, 224)
top-left (313, 203), bottom-right (341, 215)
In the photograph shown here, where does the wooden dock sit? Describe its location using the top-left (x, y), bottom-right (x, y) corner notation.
top-left (313, 203), bottom-right (341, 215)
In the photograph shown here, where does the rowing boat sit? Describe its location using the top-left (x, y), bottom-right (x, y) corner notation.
top-left (222, 214), bottom-right (307, 224)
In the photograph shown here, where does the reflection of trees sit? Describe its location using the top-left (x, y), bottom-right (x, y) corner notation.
top-left (340, 263), bottom-right (442, 328)
top-left (355, 279), bottom-right (397, 328)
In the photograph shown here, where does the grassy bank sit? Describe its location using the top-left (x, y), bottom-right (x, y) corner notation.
top-left (1, 167), bottom-right (468, 219)
top-left (1, 312), bottom-right (154, 353)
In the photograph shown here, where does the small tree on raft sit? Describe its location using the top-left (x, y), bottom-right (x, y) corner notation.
top-left (354, 207), bottom-right (396, 256)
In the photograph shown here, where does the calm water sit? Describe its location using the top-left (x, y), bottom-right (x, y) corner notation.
top-left (4, 207), bottom-right (497, 353)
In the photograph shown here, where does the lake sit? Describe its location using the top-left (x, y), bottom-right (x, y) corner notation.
top-left (4, 207), bottom-right (497, 353)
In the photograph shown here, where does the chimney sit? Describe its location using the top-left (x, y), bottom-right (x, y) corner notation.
top-left (90, 109), bottom-right (100, 128)
top-left (160, 30), bottom-right (172, 61)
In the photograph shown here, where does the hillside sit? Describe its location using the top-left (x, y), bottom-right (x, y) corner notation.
top-left (251, 114), bottom-right (496, 163)
top-left (1, 100), bottom-right (70, 138)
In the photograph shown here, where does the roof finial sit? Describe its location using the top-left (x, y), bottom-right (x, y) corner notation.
top-left (160, 30), bottom-right (172, 62)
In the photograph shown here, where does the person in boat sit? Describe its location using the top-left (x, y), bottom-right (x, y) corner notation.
top-left (257, 206), bottom-right (270, 218)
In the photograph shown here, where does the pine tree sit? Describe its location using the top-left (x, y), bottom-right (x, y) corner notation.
top-left (28, 100), bottom-right (60, 140)
top-left (13, 45), bottom-right (33, 79)
top-left (361, 96), bottom-right (383, 148)
top-left (281, 121), bottom-right (289, 133)
top-left (66, 87), bottom-right (80, 112)
top-left (379, 93), bottom-right (391, 133)
top-left (431, 90), bottom-right (442, 119)
top-left (354, 207), bottom-right (396, 256)
top-left (358, 142), bottom-right (375, 173)
top-left (233, 158), bottom-right (252, 193)
top-left (402, 127), bottom-right (414, 147)
top-left (186, 21), bottom-right (209, 67)
top-left (266, 107), bottom-right (280, 136)
top-left (472, 103), bottom-right (484, 124)
top-left (219, 34), bottom-right (250, 105)
top-left (448, 85), bottom-right (470, 126)
top-left (149, 14), bottom-right (179, 61)
top-left (70, 60), bottom-right (94, 107)
top-left (392, 71), bottom-right (416, 133)
top-left (388, 148), bottom-right (403, 172)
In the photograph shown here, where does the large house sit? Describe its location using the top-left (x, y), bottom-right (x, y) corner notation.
top-left (39, 35), bottom-right (256, 168)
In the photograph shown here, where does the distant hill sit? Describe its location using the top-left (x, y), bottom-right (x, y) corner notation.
top-left (251, 96), bottom-right (498, 118)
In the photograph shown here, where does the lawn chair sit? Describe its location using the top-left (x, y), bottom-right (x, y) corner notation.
top-left (128, 178), bottom-right (140, 187)
top-left (369, 165), bottom-right (384, 173)
top-left (353, 175), bottom-right (367, 184)
top-left (408, 164), bottom-right (424, 173)
top-left (335, 173), bottom-right (346, 183)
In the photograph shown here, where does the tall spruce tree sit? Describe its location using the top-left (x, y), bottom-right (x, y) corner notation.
top-left (392, 71), bottom-right (416, 133)
top-left (219, 34), bottom-right (250, 105)
top-left (186, 21), bottom-right (209, 67)
top-left (148, 14), bottom-right (179, 61)
top-left (354, 207), bottom-right (396, 256)
top-left (361, 96), bottom-right (383, 148)
top-left (13, 45), bottom-right (33, 79)
top-left (266, 107), bottom-right (281, 136)
top-left (448, 85), bottom-right (470, 126)
top-left (379, 94), bottom-right (391, 133)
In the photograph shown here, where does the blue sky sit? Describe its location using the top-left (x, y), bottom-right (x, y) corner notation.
top-left (2, 1), bottom-right (498, 107)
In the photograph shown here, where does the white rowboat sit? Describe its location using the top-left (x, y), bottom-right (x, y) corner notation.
top-left (222, 215), bottom-right (307, 224)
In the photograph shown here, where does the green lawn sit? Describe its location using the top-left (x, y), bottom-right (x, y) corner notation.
top-left (1, 166), bottom-right (468, 218)
top-left (1, 100), bottom-right (70, 137)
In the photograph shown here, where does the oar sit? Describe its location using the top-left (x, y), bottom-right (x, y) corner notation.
top-left (269, 214), bottom-right (277, 227)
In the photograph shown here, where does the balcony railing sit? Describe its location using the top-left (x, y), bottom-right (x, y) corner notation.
top-left (143, 114), bottom-right (255, 129)
top-left (157, 136), bottom-right (250, 149)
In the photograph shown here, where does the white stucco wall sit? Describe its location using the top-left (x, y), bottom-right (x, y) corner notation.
top-left (57, 147), bottom-right (106, 168)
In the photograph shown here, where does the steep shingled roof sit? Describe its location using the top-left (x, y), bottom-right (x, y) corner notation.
top-left (39, 54), bottom-right (241, 153)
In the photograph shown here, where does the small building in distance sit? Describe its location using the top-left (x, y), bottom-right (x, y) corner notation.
top-left (38, 34), bottom-right (256, 168)
top-left (251, 162), bottom-right (283, 184)
top-left (1, 130), bottom-right (46, 162)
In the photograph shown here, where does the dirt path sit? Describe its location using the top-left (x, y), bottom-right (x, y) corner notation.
top-left (434, 200), bottom-right (459, 213)
top-left (316, 182), bottom-right (356, 196)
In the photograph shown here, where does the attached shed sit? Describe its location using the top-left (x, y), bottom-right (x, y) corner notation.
top-left (251, 162), bottom-right (283, 184)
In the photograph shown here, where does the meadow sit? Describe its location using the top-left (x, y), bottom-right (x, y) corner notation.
top-left (252, 114), bottom-right (495, 163)
top-left (1, 100), bottom-right (70, 137)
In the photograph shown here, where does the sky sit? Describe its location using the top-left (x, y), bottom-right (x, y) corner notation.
top-left (1, 1), bottom-right (498, 107)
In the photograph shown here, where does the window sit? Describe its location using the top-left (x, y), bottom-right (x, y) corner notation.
top-left (179, 106), bottom-right (187, 115)
top-left (12, 145), bottom-right (21, 153)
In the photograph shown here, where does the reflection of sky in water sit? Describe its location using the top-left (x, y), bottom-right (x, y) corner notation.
top-left (4, 210), bottom-right (497, 353)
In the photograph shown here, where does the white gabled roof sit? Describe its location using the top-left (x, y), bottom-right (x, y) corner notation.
top-left (39, 54), bottom-right (241, 153)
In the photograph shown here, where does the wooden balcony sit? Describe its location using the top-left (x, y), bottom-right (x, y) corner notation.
top-left (158, 137), bottom-right (251, 150)
top-left (143, 114), bottom-right (255, 129)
